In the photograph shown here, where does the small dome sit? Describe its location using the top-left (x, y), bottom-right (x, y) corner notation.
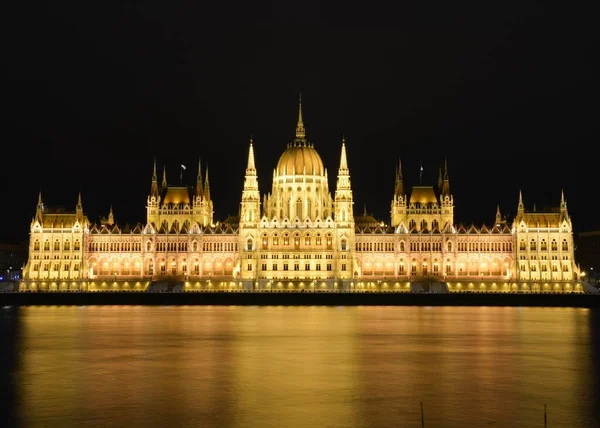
top-left (276, 143), bottom-right (324, 176)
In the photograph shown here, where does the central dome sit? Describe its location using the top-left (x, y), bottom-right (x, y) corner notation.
top-left (276, 142), bottom-right (324, 176)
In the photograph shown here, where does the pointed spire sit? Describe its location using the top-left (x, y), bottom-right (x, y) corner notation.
top-left (108, 205), bottom-right (114, 226)
top-left (162, 165), bottom-right (167, 188)
top-left (295, 93), bottom-right (306, 140)
top-left (195, 157), bottom-right (203, 197)
top-left (76, 192), bottom-right (83, 218)
top-left (441, 158), bottom-right (451, 196)
top-left (247, 136), bottom-right (256, 172)
top-left (394, 157), bottom-right (404, 197)
top-left (150, 158), bottom-right (159, 197)
top-left (339, 138), bottom-right (348, 171)
top-left (203, 164), bottom-right (211, 201)
top-left (443, 157), bottom-right (449, 179)
top-left (438, 167), bottom-right (443, 190)
top-left (496, 204), bottom-right (501, 225)
top-left (36, 191), bottom-right (43, 220)
top-left (560, 189), bottom-right (569, 221)
top-left (517, 189), bottom-right (524, 213)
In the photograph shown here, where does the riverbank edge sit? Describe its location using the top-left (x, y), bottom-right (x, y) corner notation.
top-left (1, 292), bottom-right (600, 307)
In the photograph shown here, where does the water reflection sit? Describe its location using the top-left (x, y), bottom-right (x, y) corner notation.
top-left (0, 306), bottom-right (598, 427)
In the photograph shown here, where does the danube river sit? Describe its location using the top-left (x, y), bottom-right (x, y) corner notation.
top-left (1, 305), bottom-right (599, 427)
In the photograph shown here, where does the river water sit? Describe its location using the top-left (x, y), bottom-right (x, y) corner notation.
top-left (1, 305), bottom-right (599, 427)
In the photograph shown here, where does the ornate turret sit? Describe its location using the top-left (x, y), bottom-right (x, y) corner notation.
top-left (390, 158), bottom-right (406, 227)
top-left (334, 137), bottom-right (353, 222)
top-left (107, 205), bottom-right (114, 226)
top-left (161, 165), bottom-right (167, 189)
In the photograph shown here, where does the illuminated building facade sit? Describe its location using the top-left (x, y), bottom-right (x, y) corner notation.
top-left (20, 101), bottom-right (583, 293)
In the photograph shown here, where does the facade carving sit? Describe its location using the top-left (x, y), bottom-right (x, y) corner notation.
top-left (20, 100), bottom-right (583, 293)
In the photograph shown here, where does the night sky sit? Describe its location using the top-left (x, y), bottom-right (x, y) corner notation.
top-left (1, 2), bottom-right (597, 244)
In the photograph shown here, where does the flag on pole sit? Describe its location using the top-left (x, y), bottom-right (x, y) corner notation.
top-left (181, 164), bottom-right (186, 170)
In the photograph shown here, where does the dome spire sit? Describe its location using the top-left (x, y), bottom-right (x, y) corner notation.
top-left (295, 93), bottom-right (306, 140)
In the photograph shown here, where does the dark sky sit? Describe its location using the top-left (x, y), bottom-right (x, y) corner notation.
top-left (1, 1), bottom-right (598, 244)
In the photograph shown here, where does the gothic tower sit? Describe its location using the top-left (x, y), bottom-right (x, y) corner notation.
top-left (238, 138), bottom-right (260, 281)
top-left (334, 138), bottom-right (357, 279)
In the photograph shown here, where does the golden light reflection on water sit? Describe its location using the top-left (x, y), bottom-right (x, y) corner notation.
top-left (4, 306), bottom-right (599, 427)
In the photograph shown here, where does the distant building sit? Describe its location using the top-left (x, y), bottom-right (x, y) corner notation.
top-left (18, 98), bottom-right (583, 293)
top-left (576, 231), bottom-right (600, 286)
top-left (0, 243), bottom-right (28, 281)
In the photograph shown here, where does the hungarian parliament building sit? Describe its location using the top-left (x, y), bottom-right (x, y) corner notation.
top-left (20, 101), bottom-right (583, 293)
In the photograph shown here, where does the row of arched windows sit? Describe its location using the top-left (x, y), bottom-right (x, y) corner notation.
top-left (408, 219), bottom-right (440, 230)
top-left (258, 232), bottom-right (335, 250)
top-left (33, 239), bottom-right (80, 251)
top-left (89, 242), bottom-right (142, 252)
top-left (519, 239), bottom-right (568, 252)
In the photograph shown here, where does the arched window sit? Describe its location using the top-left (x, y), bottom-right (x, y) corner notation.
top-left (420, 219), bottom-right (427, 230)
top-left (530, 240), bottom-right (536, 251)
top-left (54, 240), bottom-right (60, 251)
top-left (273, 234), bottom-right (279, 246)
top-left (74, 240), bottom-right (80, 251)
top-left (447, 241), bottom-right (452, 252)
top-left (326, 234), bottom-right (333, 249)
top-left (519, 240), bottom-right (526, 251)
top-left (409, 219), bottom-right (416, 230)
top-left (341, 239), bottom-right (347, 251)
top-left (34, 240), bottom-right (40, 251)
top-left (316, 234), bottom-right (321, 246)
top-left (262, 234), bottom-right (268, 249)
top-left (562, 239), bottom-right (568, 251)
top-left (432, 220), bottom-right (439, 230)
top-left (192, 241), bottom-right (198, 252)
top-left (305, 233), bottom-right (311, 246)
top-left (146, 241), bottom-right (152, 252)
top-left (294, 233), bottom-right (300, 249)
top-left (551, 240), bottom-right (557, 251)
top-left (399, 241), bottom-right (405, 252)
top-left (296, 198), bottom-right (302, 219)
top-left (64, 240), bottom-right (70, 251)
top-left (44, 240), bottom-right (50, 251)
top-left (541, 239), bottom-right (547, 251)
top-left (283, 234), bottom-right (289, 246)
top-left (247, 239), bottom-right (253, 251)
